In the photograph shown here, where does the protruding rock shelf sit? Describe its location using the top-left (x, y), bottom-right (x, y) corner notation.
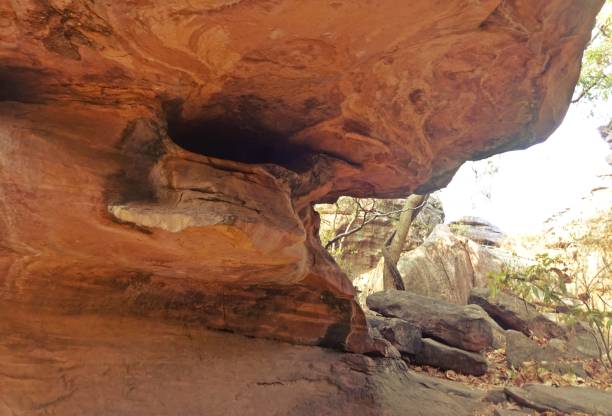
top-left (0, 0), bottom-right (603, 378)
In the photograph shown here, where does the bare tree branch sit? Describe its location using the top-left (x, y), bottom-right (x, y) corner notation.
top-left (324, 197), bottom-right (428, 250)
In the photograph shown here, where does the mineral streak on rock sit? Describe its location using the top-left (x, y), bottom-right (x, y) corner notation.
top-left (0, 1), bottom-right (604, 350)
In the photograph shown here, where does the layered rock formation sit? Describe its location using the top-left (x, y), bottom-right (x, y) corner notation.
top-left (354, 224), bottom-right (515, 305)
top-left (449, 216), bottom-right (506, 247)
top-left (0, 306), bottom-right (492, 416)
top-left (0, 0), bottom-right (603, 391)
top-left (468, 288), bottom-right (565, 338)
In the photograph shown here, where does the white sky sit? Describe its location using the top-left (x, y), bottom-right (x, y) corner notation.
top-left (438, 101), bottom-right (611, 235)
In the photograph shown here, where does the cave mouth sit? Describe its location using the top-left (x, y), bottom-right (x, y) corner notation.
top-left (165, 112), bottom-right (316, 172)
top-left (0, 66), bottom-right (48, 103)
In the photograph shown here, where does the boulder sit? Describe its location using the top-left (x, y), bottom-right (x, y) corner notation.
top-left (468, 288), bottom-right (565, 339)
top-left (412, 338), bottom-right (488, 376)
top-left (367, 290), bottom-right (504, 352)
top-left (395, 225), bottom-right (505, 304)
top-left (356, 225), bottom-right (528, 306)
top-left (368, 336), bottom-right (402, 359)
top-left (565, 321), bottom-right (603, 359)
top-left (367, 314), bottom-right (422, 356)
top-left (526, 314), bottom-right (567, 340)
top-left (505, 384), bottom-right (612, 416)
top-left (449, 216), bottom-right (506, 247)
top-left (505, 330), bottom-right (587, 377)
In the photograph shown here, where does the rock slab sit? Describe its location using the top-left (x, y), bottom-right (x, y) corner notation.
top-left (505, 330), bottom-right (588, 376)
top-left (506, 384), bottom-right (612, 415)
top-left (449, 216), bottom-right (506, 247)
top-left (412, 338), bottom-right (488, 376)
top-left (397, 225), bottom-right (505, 304)
top-left (468, 288), bottom-right (565, 339)
top-left (367, 314), bottom-right (423, 356)
top-left (367, 290), bottom-right (502, 352)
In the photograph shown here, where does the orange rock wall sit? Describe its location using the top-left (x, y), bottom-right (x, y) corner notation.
top-left (0, 0), bottom-right (603, 352)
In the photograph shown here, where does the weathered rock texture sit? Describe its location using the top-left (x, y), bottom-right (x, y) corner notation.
top-left (505, 384), bottom-right (612, 415)
top-left (355, 224), bottom-right (509, 305)
top-left (469, 288), bottom-right (565, 338)
top-left (367, 313), bottom-right (423, 356)
top-left (414, 338), bottom-right (489, 376)
top-left (316, 195), bottom-right (444, 277)
top-left (398, 225), bottom-right (505, 304)
top-left (505, 330), bottom-right (588, 377)
top-left (449, 216), bottom-right (506, 247)
top-left (0, 0), bottom-right (603, 375)
top-left (367, 290), bottom-right (503, 352)
top-left (0, 307), bottom-right (492, 416)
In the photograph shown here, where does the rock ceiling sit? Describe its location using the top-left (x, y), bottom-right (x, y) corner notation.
top-left (0, 0), bottom-right (603, 350)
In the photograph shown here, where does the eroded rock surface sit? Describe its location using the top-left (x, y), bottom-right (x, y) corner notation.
top-left (505, 384), bottom-right (612, 415)
top-left (367, 290), bottom-right (504, 352)
top-left (469, 288), bottom-right (565, 338)
top-left (449, 216), bottom-right (506, 247)
top-left (413, 338), bottom-right (489, 376)
top-left (505, 330), bottom-right (588, 377)
top-left (0, 307), bottom-right (492, 416)
top-left (0, 0), bottom-right (603, 363)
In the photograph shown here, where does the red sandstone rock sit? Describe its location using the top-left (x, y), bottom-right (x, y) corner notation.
top-left (0, 0), bottom-right (603, 352)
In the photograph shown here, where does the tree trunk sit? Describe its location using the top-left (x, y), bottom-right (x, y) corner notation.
top-left (382, 194), bottom-right (429, 290)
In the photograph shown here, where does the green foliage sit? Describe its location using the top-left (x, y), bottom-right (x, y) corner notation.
top-left (488, 212), bottom-right (612, 366)
top-left (574, 2), bottom-right (612, 103)
top-left (449, 223), bottom-right (470, 237)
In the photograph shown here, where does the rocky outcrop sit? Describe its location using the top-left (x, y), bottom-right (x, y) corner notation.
top-left (0, 0), bottom-right (603, 387)
top-left (505, 330), bottom-right (588, 376)
top-left (413, 338), bottom-right (489, 376)
top-left (0, 307), bottom-right (495, 416)
top-left (355, 224), bottom-right (507, 305)
top-left (367, 290), bottom-right (503, 352)
top-left (449, 216), bottom-right (506, 247)
top-left (0, 1), bottom-right (606, 413)
top-left (367, 314), bottom-right (423, 356)
top-left (367, 291), bottom-right (502, 374)
top-left (316, 195), bottom-right (444, 278)
top-left (0, 0), bottom-right (602, 415)
top-left (468, 288), bottom-right (565, 338)
top-left (505, 384), bottom-right (612, 415)
top-left (399, 225), bottom-right (508, 304)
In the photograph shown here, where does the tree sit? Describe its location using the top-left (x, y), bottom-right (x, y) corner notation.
top-left (382, 194), bottom-right (429, 290)
top-left (324, 198), bottom-right (414, 252)
top-left (572, 1), bottom-right (612, 104)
